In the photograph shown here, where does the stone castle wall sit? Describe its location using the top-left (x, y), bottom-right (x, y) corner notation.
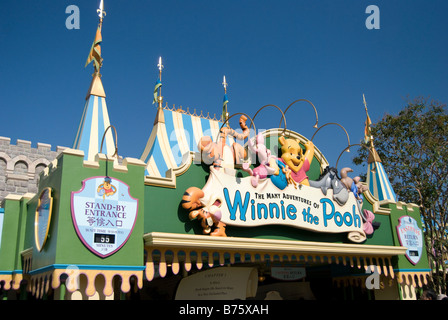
top-left (0, 137), bottom-right (66, 203)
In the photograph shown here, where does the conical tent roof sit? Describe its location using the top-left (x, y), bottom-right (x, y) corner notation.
top-left (366, 150), bottom-right (397, 202)
top-left (72, 74), bottom-right (115, 161)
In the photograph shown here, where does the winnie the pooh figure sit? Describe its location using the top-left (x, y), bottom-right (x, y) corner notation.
top-left (278, 136), bottom-right (314, 186)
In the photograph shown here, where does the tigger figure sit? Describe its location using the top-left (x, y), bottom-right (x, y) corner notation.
top-left (181, 186), bottom-right (226, 237)
top-left (183, 115), bottom-right (250, 236)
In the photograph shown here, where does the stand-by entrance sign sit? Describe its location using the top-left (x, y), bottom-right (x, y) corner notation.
top-left (71, 176), bottom-right (138, 258)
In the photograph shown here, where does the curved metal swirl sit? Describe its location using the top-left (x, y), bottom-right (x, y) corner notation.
top-left (281, 99), bottom-right (319, 131)
top-left (311, 122), bottom-right (351, 153)
top-left (334, 143), bottom-right (373, 172)
top-left (252, 104), bottom-right (287, 136)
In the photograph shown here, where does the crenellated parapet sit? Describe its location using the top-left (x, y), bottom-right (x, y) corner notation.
top-left (0, 136), bottom-right (66, 202)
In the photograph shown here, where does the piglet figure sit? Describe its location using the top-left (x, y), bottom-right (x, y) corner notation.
top-left (242, 133), bottom-right (277, 187)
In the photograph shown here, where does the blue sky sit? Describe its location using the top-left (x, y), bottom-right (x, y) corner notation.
top-left (1, 0), bottom-right (447, 176)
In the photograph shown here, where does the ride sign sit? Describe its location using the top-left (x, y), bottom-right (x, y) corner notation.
top-left (71, 176), bottom-right (138, 258)
top-left (200, 168), bottom-right (367, 242)
top-left (396, 215), bottom-right (423, 265)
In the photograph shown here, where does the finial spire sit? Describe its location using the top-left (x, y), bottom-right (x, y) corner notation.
top-left (363, 93), bottom-right (372, 146)
top-left (153, 57), bottom-right (165, 124)
top-left (97, 0), bottom-right (106, 20)
top-left (222, 75), bottom-right (229, 125)
top-left (158, 56), bottom-right (164, 74)
top-left (85, 0), bottom-right (107, 98)
top-left (363, 93), bottom-right (368, 112)
top-left (153, 57), bottom-right (164, 107)
top-left (363, 94), bottom-right (381, 163)
top-left (222, 75), bottom-right (228, 94)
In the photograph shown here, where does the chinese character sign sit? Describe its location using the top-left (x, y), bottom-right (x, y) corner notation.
top-left (71, 176), bottom-right (138, 258)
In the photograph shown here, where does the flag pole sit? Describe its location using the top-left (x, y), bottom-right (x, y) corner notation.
top-left (363, 94), bottom-right (374, 148)
top-left (222, 76), bottom-right (229, 126)
top-left (363, 94), bottom-right (381, 164)
top-left (85, 0), bottom-right (106, 75)
top-left (97, 0), bottom-right (106, 72)
top-left (154, 57), bottom-right (164, 108)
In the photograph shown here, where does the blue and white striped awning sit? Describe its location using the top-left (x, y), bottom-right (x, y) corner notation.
top-left (366, 161), bottom-right (397, 202)
top-left (140, 108), bottom-right (234, 178)
top-left (73, 94), bottom-right (116, 162)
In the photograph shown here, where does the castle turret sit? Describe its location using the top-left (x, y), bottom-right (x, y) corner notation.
top-left (72, 3), bottom-right (116, 162)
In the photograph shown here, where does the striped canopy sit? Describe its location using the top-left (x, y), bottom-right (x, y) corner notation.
top-left (140, 107), bottom-right (235, 178)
